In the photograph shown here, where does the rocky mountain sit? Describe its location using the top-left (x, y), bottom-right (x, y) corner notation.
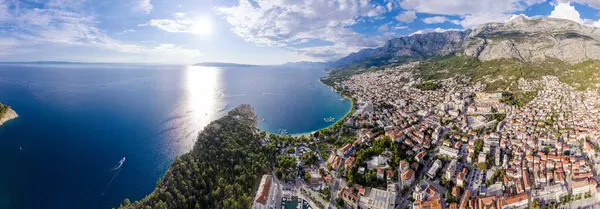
top-left (281, 61), bottom-right (328, 68)
top-left (330, 30), bottom-right (470, 67)
top-left (334, 16), bottom-right (600, 68)
top-left (465, 16), bottom-right (600, 63)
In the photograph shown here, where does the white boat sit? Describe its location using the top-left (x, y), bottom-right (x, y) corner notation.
top-left (278, 129), bottom-right (288, 135)
top-left (324, 117), bottom-right (335, 123)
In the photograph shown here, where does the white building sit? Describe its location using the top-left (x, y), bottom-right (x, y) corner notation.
top-left (413, 182), bottom-right (431, 201)
top-left (532, 184), bottom-right (568, 203)
top-left (427, 159), bottom-right (442, 179)
top-left (445, 159), bottom-right (458, 180)
top-left (485, 183), bottom-right (504, 197)
top-left (401, 169), bottom-right (415, 188)
top-left (359, 187), bottom-right (397, 209)
top-left (570, 179), bottom-right (593, 196)
top-left (478, 153), bottom-right (487, 164)
top-left (439, 146), bottom-right (459, 158)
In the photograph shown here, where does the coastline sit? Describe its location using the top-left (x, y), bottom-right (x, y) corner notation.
top-left (286, 78), bottom-right (356, 137)
top-left (0, 107), bottom-right (18, 126)
top-left (317, 79), bottom-right (356, 130)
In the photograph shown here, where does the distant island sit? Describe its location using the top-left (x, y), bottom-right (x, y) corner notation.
top-left (0, 61), bottom-right (94, 65)
top-left (193, 62), bottom-right (258, 67)
top-left (194, 61), bottom-right (328, 68)
top-left (0, 102), bottom-right (18, 126)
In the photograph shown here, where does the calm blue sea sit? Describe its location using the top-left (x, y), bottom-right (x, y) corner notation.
top-left (0, 64), bottom-right (350, 209)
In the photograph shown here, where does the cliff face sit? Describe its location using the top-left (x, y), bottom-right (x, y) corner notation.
top-left (331, 30), bottom-right (471, 67)
top-left (465, 16), bottom-right (600, 63)
top-left (334, 16), bottom-right (600, 67)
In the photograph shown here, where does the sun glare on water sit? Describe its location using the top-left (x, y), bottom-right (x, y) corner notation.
top-left (187, 66), bottom-right (221, 126)
top-left (175, 66), bottom-right (222, 153)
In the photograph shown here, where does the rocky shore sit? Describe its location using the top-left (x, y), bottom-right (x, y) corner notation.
top-left (0, 107), bottom-right (18, 126)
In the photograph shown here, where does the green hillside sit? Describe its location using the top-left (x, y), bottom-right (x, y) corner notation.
top-left (119, 105), bottom-right (270, 209)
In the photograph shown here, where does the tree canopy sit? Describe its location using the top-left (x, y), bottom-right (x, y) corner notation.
top-left (119, 105), bottom-right (270, 209)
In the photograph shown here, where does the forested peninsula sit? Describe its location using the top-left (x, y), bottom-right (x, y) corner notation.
top-left (119, 104), bottom-right (271, 209)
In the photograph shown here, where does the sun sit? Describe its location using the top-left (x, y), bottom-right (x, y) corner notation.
top-left (190, 18), bottom-right (212, 36)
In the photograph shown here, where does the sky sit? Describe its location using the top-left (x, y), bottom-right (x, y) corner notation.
top-left (2, 0), bottom-right (600, 65)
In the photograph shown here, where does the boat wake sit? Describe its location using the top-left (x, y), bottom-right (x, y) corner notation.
top-left (102, 157), bottom-right (126, 196)
top-left (109, 157), bottom-right (126, 171)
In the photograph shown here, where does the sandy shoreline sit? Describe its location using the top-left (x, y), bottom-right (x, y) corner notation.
top-left (0, 108), bottom-right (19, 126)
top-left (281, 79), bottom-right (355, 138)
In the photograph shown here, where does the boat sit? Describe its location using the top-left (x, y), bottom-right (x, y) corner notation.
top-left (278, 129), bottom-right (288, 135)
top-left (324, 116), bottom-right (335, 123)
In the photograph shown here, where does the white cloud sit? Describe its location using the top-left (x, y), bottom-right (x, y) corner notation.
top-left (378, 23), bottom-right (390, 32)
top-left (549, 1), bottom-right (582, 22)
top-left (0, 0), bottom-right (201, 61)
top-left (0, 38), bottom-right (28, 56)
top-left (548, 1), bottom-right (600, 27)
top-left (136, 0), bottom-right (153, 14)
top-left (140, 13), bottom-right (211, 35)
top-left (569, 0), bottom-right (600, 9)
top-left (399, 0), bottom-right (520, 16)
top-left (422, 16), bottom-right (449, 24)
top-left (392, 25), bottom-right (409, 30)
top-left (387, 2), bottom-right (393, 11)
top-left (395, 10), bottom-right (417, 23)
top-left (410, 28), bottom-right (462, 36)
top-left (45, 0), bottom-right (86, 10)
top-left (0, 1), bottom-right (8, 21)
top-left (215, 0), bottom-right (390, 59)
top-left (460, 13), bottom-right (513, 28)
top-left (397, 0), bottom-right (546, 28)
top-left (109, 43), bottom-right (203, 57)
top-left (174, 12), bottom-right (186, 18)
top-left (421, 16), bottom-right (461, 25)
top-left (116, 29), bottom-right (135, 35)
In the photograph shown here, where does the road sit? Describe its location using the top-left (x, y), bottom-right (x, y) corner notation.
top-left (299, 186), bottom-right (330, 208)
top-left (562, 197), bottom-right (598, 209)
top-left (396, 158), bottom-right (434, 209)
top-left (328, 158), bottom-right (343, 209)
top-left (426, 179), bottom-right (448, 209)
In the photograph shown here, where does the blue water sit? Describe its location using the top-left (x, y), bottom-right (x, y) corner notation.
top-left (0, 64), bottom-right (350, 209)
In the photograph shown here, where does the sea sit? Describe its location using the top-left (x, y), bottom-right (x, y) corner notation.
top-left (0, 64), bottom-right (351, 209)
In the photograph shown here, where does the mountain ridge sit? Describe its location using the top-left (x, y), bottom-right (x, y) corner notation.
top-left (329, 30), bottom-right (471, 67)
top-left (332, 17), bottom-right (600, 68)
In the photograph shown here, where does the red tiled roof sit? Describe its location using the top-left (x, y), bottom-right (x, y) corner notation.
top-left (255, 175), bottom-right (272, 205)
top-left (505, 193), bottom-right (528, 206)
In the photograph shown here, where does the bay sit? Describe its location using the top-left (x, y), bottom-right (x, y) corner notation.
top-left (0, 64), bottom-right (350, 209)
